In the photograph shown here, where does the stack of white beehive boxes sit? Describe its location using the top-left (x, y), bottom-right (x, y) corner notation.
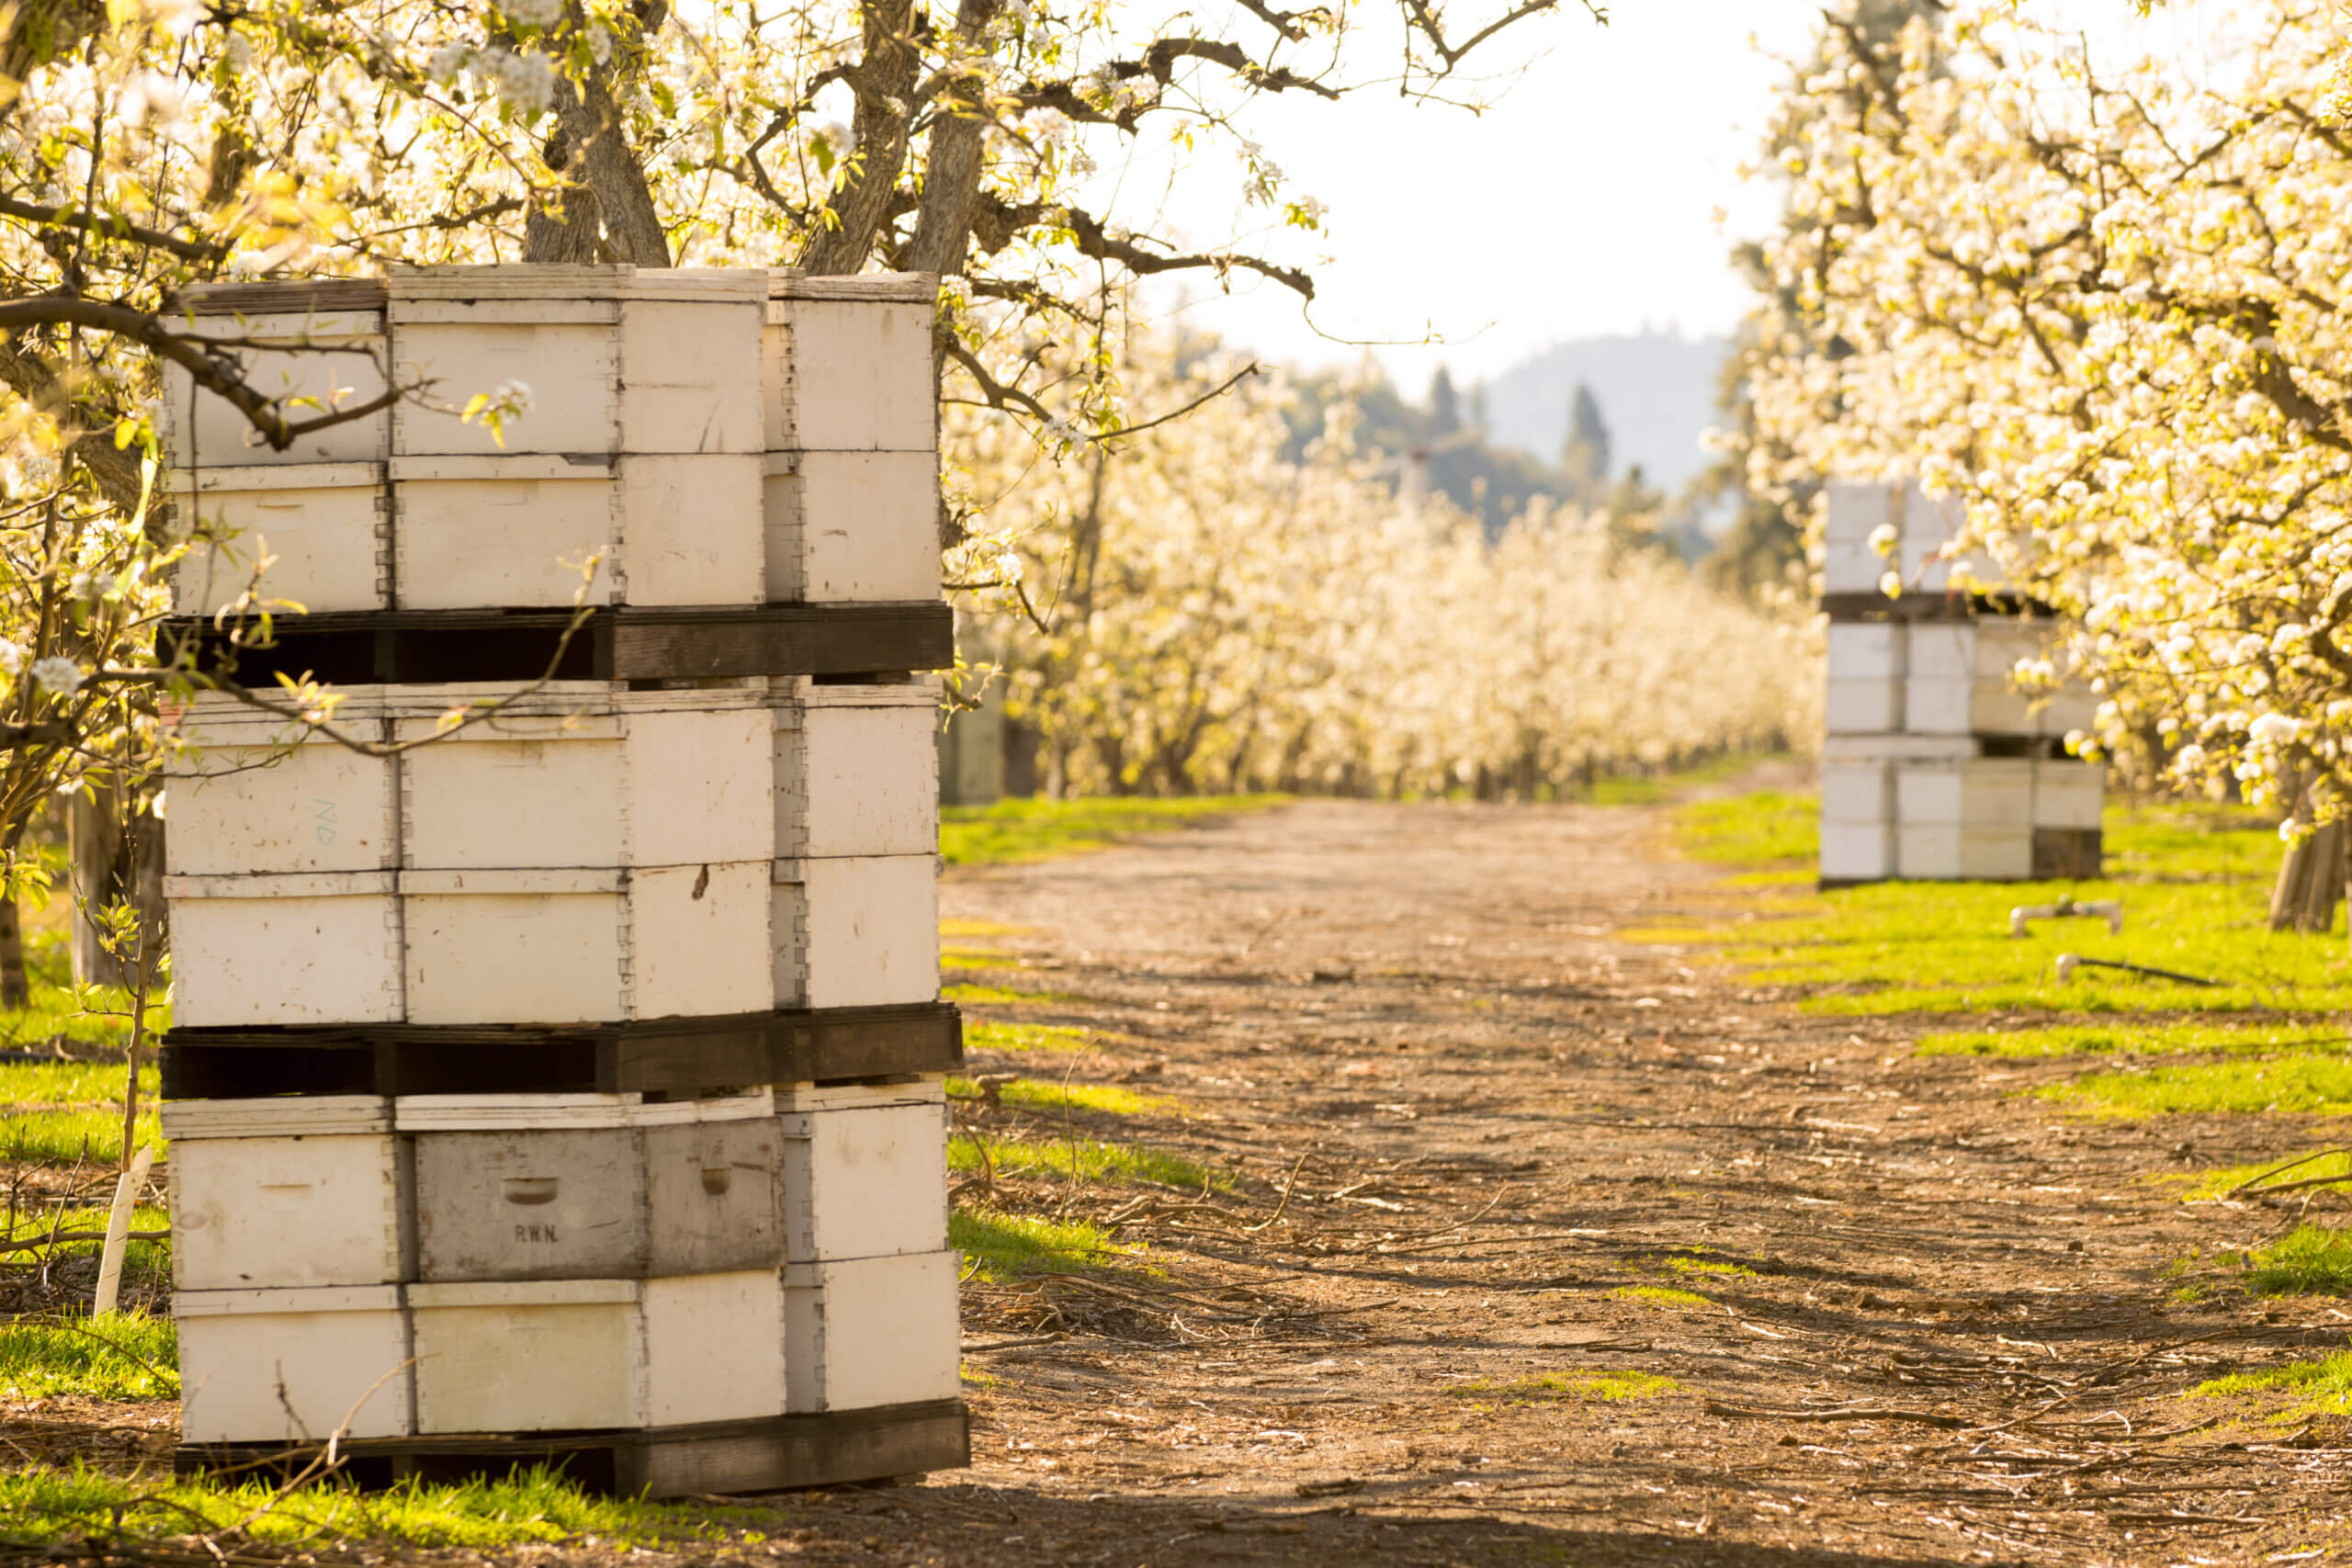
top-left (1817, 479), bottom-right (2104, 886)
top-left (157, 267), bottom-right (966, 1492)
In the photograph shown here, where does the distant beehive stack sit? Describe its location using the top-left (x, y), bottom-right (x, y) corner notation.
top-left (157, 266), bottom-right (969, 1496)
top-left (1817, 479), bottom-right (2104, 886)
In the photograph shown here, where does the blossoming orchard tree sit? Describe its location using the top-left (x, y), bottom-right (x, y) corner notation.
top-left (0, 0), bottom-right (1611, 999)
top-left (1734, 3), bottom-right (2352, 843)
top-left (956, 335), bottom-right (1820, 797)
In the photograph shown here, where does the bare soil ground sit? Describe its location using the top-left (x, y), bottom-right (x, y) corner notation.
top-left (820, 797), bottom-right (2349, 1568)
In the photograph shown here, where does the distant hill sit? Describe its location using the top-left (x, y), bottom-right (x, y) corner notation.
top-left (1477, 332), bottom-right (1730, 495)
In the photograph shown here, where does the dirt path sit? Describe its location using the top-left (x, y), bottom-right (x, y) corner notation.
top-left (774, 797), bottom-right (2352, 1567)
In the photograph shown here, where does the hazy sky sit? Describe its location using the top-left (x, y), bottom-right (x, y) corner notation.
top-left (1143, 0), bottom-right (2219, 390)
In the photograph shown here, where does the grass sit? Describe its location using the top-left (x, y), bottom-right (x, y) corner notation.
top-left (943, 981), bottom-right (1079, 1007)
top-left (1610, 1285), bottom-right (1712, 1308)
top-left (962, 1017), bottom-right (1097, 1055)
top-left (948, 1076), bottom-right (1178, 1117)
top-left (1587, 750), bottom-right (1792, 807)
top-left (1920, 1022), bottom-right (2352, 1058)
top-left (0, 1059), bottom-right (158, 1106)
top-left (0, 1104), bottom-right (162, 1166)
top-left (949, 1132), bottom-right (1221, 1190)
top-left (940, 795), bottom-right (1283, 868)
top-left (0, 1310), bottom-right (177, 1400)
top-left (2178, 1149), bottom-right (2352, 1201)
top-left (1676, 790), bottom-right (1818, 868)
top-left (1674, 798), bottom-right (2345, 1018)
top-left (2191, 1348), bottom-right (2352, 1416)
top-left (2039, 1056), bottom-right (2352, 1119)
top-left (950, 1208), bottom-right (1130, 1282)
top-left (2245, 1226), bottom-right (2352, 1297)
top-left (1663, 1255), bottom-right (1755, 1279)
top-left (0, 1461), bottom-right (783, 1549)
top-left (1446, 1370), bottom-right (1681, 1402)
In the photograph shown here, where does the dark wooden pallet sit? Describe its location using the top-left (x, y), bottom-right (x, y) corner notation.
top-left (159, 602), bottom-right (953, 687)
top-left (1818, 591), bottom-right (2057, 624)
top-left (161, 1000), bottom-right (964, 1099)
top-left (176, 1399), bottom-right (970, 1497)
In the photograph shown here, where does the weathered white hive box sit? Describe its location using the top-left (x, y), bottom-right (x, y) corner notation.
top-left (166, 863), bottom-right (774, 1027)
top-left (164, 681), bottom-right (943, 1026)
top-left (167, 267), bottom-right (778, 612)
top-left (785, 1249), bottom-right (961, 1413)
top-left (1824, 622), bottom-right (1905, 735)
top-left (1906, 621), bottom-right (2094, 740)
top-left (775, 1080), bottom-right (949, 1264)
top-left (1823, 479), bottom-right (1902, 596)
top-left (1896, 756), bottom-right (2035, 880)
top-left (763, 272), bottom-right (939, 604)
top-left (408, 1271), bottom-right (786, 1433)
top-left (1822, 479), bottom-right (2015, 600)
top-left (401, 1093), bottom-right (783, 1280)
top-left (175, 1285), bottom-right (413, 1442)
top-left (165, 1096), bottom-right (405, 1291)
top-left (1817, 734), bottom-right (1981, 884)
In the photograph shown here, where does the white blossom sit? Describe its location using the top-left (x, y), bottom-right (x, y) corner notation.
top-left (30, 658), bottom-right (84, 697)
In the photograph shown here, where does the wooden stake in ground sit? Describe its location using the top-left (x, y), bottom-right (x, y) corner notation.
top-left (93, 1144), bottom-right (154, 1318)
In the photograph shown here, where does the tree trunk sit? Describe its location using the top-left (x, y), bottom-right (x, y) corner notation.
top-left (0, 896), bottom-right (29, 1010)
top-left (2270, 818), bottom-right (2348, 934)
top-left (903, 0), bottom-right (1003, 278)
top-left (520, 7), bottom-right (673, 266)
top-left (799, 0), bottom-right (923, 276)
top-left (70, 785), bottom-right (165, 990)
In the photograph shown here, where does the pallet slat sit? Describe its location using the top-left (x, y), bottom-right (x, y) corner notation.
top-left (160, 603), bottom-right (953, 685)
top-left (160, 1000), bottom-right (965, 1099)
top-left (174, 1399), bottom-right (972, 1498)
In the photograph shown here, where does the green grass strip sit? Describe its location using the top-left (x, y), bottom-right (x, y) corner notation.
top-left (961, 1018), bottom-right (1096, 1055)
top-left (941, 795), bottom-right (1283, 867)
top-left (949, 1208), bottom-right (1131, 1282)
top-left (1676, 790), bottom-right (1818, 867)
top-left (0, 1310), bottom-right (178, 1400)
top-left (2040, 1055), bottom-right (2352, 1118)
top-left (1921, 1022), bottom-right (2352, 1058)
top-left (949, 1132), bottom-right (1219, 1190)
top-left (2192, 1348), bottom-right (2352, 1416)
top-left (1446, 1370), bottom-right (1680, 1401)
top-left (0, 1461), bottom-right (781, 1548)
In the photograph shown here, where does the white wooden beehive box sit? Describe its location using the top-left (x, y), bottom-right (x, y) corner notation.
top-left (165, 1096), bottom-right (402, 1291)
top-left (2032, 758), bottom-right (2105, 830)
top-left (1895, 757), bottom-right (2035, 829)
top-left (1820, 820), bottom-right (1896, 883)
top-left (1822, 479), bottom-right (1901, 596)
top-left (175, 1285), bottom-right (413, 1442)
top-left (1905, 621), bottom-right (2090, 739)
top-left (406, 1270), bottom-right (786, 1433)
top-left (783, 1249), bottom-right (961, 1413)
top-left (164, 698), bottom-right (397, 878)
top-left (169, 683), bottom-right (780, 877)
top-left (774, 677), bottom-right (940, 860)
top-left (762, 272), bottom-right (939, 604)
top-left (1900, 485), bottom-right (2013, 598)
top-left (164, 301), bottom-right (391, 468)
top-left (170, 267), bottom-right (772, 609)
top-left (1823, 622), bottom-right (1904, 735)
top-left (773, 854), bottom-right (941, 1010)
top-left (169, 464), bottom-right (390, 615)
top-left (387, 266), bottom-right (764, 457)
top-left (1895, 825), bottom-right (2032, 881)
top-left (398, 1093), bottom-right (782, 1280)
top-left (775, 1080), bottom-right (949, 1264)
top-left (166, 870), bottom-right (404, 1027)
top-left (164, 862), bottom-right (772, 1028)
